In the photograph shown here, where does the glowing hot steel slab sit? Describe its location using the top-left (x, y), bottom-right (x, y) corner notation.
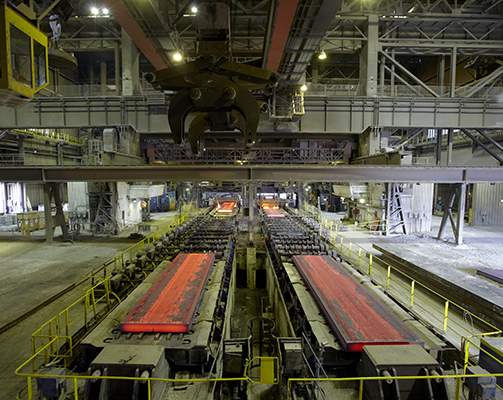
top-left (293, 255), bottom-right (417, 352)
top-left (216, 201), bottom-right (237, 214)
top-left (263, 208), bottom-right (286, 218)
top-left (121, 253), bottom-right (215, 333)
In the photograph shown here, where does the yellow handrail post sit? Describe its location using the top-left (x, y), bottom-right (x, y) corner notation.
top-left (443, 301), bottom-right (449, 334)
top-left (27, 377), bottom-right (33, 400)
top-left (455, 377), bottom-right (461, 400)
top-left (368, 254), bottom-right (373, 276)
top-left (410, 280), bottom-right (415, 307)
top-left (147, 379), bottom-right (152, 400)
top-left (73, 376), bottom-right (78, 399)
top-left (358, 379), bottom-right (364, 400)
top-left (64, 309), bottom-right (69, 337)
top-left (386, 265), bottom-right (391, 291)
top-left (84, 293), bottom-right (89, 327)
top-left (463, 341), bottom-right (470, 374)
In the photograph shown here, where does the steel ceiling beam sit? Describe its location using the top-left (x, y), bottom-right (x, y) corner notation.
top-left (264, 0), bottom-right (300, 72)
top-left (1, 165), bottom-right (503, 183)
top-left (104, 0), bottom-right (169, 70)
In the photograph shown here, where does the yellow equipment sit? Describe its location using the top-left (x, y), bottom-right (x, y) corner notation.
top-left (0, 3), bottom-right (49, 105)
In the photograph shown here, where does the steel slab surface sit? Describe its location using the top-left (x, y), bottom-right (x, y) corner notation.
top-left (216, 201), bottom-right (237, 214)
top-left (121, 252), bottom-right (215, 334)
top-left (292, 255), bottom-right (417, 352)
top-left (263, 208), bottom-right (286, 218)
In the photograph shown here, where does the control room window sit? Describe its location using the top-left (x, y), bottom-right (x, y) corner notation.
top-left (10, 25), bottom-right (32, 86)
top-left (34, 41), bottom-right (47, 87)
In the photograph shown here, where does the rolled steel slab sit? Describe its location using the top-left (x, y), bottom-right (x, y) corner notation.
top-left (121, 252), bottom-right (215, 333)
top-left (292, 255), bottom-right (417, 352)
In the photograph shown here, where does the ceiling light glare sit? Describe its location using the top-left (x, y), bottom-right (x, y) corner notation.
top-left (102, 7), bottom-right (110, 15)
top-left (318, 50), bottom-right (327, 60)
top-left (191, 5), bottom-right (198, 14)
top-left (300, 84), bottom-right (308, 92)
top-left (90, 6), bottom-right (99, 15)
top-left (172, 50), bottom-right (183, 62)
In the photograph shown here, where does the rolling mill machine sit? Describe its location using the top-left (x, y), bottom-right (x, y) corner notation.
top-left (259, 207), bottom-right (453, 400)
top-left (79, 213), bottom-right (237, 400)
top-left (18, 202), bottom-right (501, 400)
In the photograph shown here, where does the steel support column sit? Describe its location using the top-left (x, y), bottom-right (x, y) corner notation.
top-left (248, 183), bottom-right (255, 243)
top-left (359, 15), bottom-right (379, 97)
top-left (438, 55), bottom-right (446, 96)
top-left (435, 130), bottom-right (442, 166)
top-left (450, 48), bottom-right (457, 98)
top-left (114, 42), bottom-right (121, 95)
top-left (447, 129), bottom-right (453, 166)
top-left (456, 183), bottom-right (466, 245)
top-left (121, 29), bottom-right (140, 96)
top-left (100, 61), bottom-right (107, 95)
top-left (43, 184), bottom-right (54, 242)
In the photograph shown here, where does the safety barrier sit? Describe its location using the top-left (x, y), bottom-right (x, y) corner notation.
top-left (31, 278), bottom-right (112, 359)
top-left (16, 338), bottom-right (278, 400)
top-left (14, 129), bottom-right (83, 146)
top-left (287, 371), bottom-right (503, 400)
top-left (316, 218), bottom-right (501, 349)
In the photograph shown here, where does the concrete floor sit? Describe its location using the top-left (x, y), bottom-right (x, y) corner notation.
top-left (0, 238), bottom-right (132, 400)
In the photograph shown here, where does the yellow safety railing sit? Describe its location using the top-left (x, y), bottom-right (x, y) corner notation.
top-left (316, 217), bottom-right (501, 345)
top-left (29, 208), bottom-right (204, 358)
top-left (16, 336), bottom-right (278, 400)
top-left (287, 371), bottom-right (503, 400)
top-left (462, 332), bottom-right (503, 391)
top-left (14, 129), bottom-right (84, 146)
top-left (31, 277), bottom-right (112, 359)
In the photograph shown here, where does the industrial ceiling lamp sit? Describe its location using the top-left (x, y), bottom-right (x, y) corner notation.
top-left (90, 6), bottom-right (99, 15)
top-left (172, 50), bottom-right (184, 63)
top-left (191, 5), bottom-right (198, 14)
top-left (317, 50), bottom-right (327, 60)
top-left (300, 84), bottom-right (308, 92)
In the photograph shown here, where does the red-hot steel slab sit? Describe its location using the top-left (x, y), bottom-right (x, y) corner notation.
top-left (293, 255), bottom-right (417, 352)
top-left (263, 208), bottom-right (286, 218)
top-left (121, 253), bottom-right (215, 334)
top-left (216, 201), bottom-right (236, 214)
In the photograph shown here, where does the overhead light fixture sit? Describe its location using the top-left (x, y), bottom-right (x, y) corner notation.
top-left (318, 50), bottom-right (327, 60)
top-left (90, 6), bottom-right (99, 15)
top-left (407, 6), bottom-right (415, 12)
top-left (300, 84), bottom-right (308, 92)
top-left (171, 50), bottom-right (183, 63)
top-left (102, 7), bottom-right (110, 15)
top-left (191, 5), bottom-right (198, 14)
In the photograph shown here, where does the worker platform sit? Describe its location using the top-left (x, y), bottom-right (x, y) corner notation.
top-left (122, 252), bottom-right (215, 333)
top-left (292, 255), bottom-right (418, 352)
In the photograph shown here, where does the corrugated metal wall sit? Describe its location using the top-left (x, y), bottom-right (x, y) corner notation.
top-left (472, 183), bottom-right (503, 225)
